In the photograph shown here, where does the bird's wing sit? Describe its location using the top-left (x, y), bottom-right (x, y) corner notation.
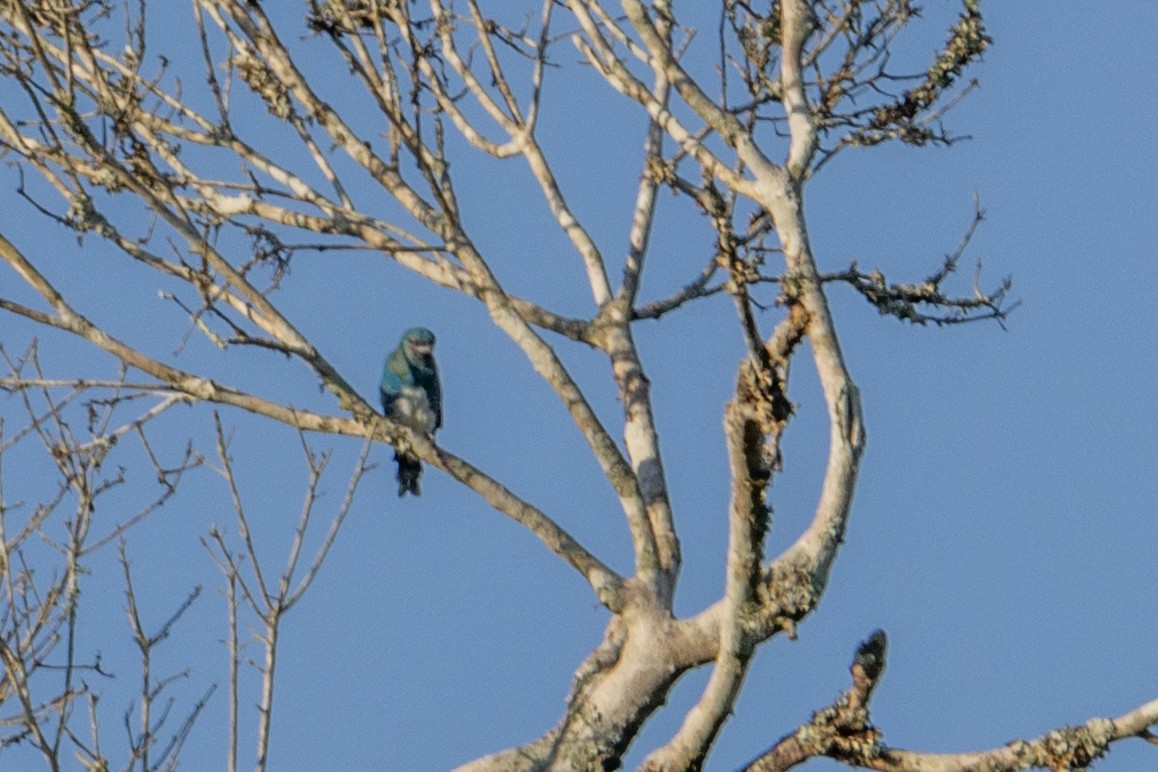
top-left (426, 366), bottom-right (442, 430)
top-left (380, 347), bottom-right (410, 413)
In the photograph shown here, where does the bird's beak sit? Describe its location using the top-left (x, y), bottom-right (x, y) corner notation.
top-left (409, 341), bottom-right (433, 355)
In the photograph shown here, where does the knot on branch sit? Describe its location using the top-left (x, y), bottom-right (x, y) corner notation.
top-left (737, 363), bottom-right (790, 444)
top-left (730, 302), bottom-right (802, 490)
top-left (643, 155), bottom-right (678, 187)
top-left (796, 702), bottom-right (882, 762)
top-left (1015, 719), bottom-right (1114, 771)
top-left (755, 560), bottom-right (817, 634)
top-left (741, 631), bottom-right (891, 771)
top-left (231, 48), bottom-right (292, 120)
top-left (63, 192), bottom-right (115, 238)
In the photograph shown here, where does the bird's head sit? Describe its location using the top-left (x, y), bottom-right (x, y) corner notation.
top-left (401, 327), bottom-right (436, 363)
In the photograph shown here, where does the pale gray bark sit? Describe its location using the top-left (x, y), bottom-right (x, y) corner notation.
top-left (0, 2), bottom-right (1140, 771)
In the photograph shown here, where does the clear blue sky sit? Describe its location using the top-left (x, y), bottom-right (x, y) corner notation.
top-left (1, 4), bottom-right (1156, 771)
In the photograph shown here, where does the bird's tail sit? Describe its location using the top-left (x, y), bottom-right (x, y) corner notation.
top-left (394, 450), bottom-right (423, 497)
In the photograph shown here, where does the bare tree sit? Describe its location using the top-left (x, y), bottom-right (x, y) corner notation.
top-left (0, 1), bottom-right (1153, 770)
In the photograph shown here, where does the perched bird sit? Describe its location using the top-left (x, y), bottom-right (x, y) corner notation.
top-left (380, 327), bottom-right (442, 496)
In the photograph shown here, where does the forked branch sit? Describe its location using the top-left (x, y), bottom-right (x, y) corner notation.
top-left (744, 629), bottom-right (1158, 772)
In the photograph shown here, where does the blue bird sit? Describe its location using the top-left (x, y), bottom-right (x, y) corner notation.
top-left (380, 327), bottom-right (442, 496)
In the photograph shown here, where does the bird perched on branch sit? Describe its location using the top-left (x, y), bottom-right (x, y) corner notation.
top-left (380, 327), bottom-right (441, 497)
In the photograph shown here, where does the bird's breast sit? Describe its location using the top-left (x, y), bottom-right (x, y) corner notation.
top-left (390, 386), bottom-right (437, 433)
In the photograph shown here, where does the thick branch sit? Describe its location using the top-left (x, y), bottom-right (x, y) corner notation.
top-left (780, 0), bottom-right (817, 177)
